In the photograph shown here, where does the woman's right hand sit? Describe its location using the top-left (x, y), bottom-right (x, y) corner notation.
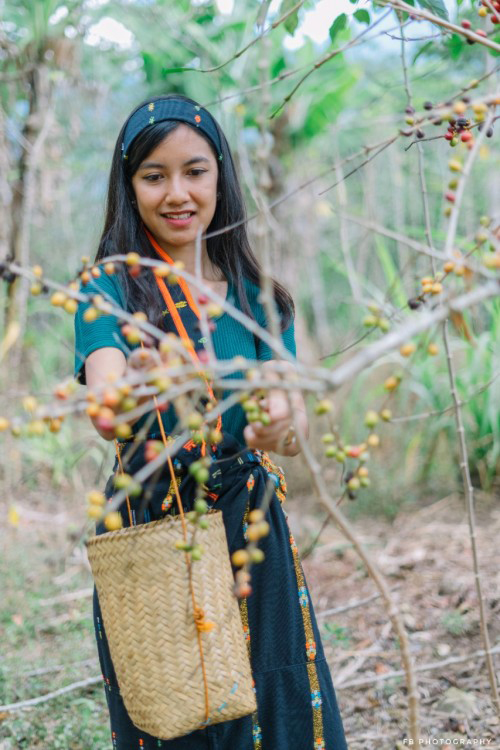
top-left (85, 346), bottom-right (165, 440)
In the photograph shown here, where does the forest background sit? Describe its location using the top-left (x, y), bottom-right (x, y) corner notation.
top-left (0, 0), bottom-right (499, 748)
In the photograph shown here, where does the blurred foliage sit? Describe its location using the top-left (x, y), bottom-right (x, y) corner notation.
top-left (0, 0), bottom-right (498, 521)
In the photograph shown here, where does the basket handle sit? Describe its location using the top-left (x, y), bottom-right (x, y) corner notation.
top-left (111, 253), bottom-right (216, 720)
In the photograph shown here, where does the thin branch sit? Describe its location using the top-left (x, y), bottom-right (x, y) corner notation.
top-left (193, 0), bottom-right (307, 74)
top-left (442, 316), bottom-right (500, 713)
top-left (380, 0), bottom-right (500, 53)
top-left (0, 676), bottom-right (102, 712)
top-left (337, 644), bottom-right (500, 690)
top-left (270, 9), bottom-right (393, 119)
top-left (317, 593), bottom-right (382, 619)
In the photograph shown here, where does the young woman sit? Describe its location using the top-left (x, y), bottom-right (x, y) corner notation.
top-left (74, 94), bottom-right (348, 750)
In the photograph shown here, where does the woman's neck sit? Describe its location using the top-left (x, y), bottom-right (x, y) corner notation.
top-left (147, 232), bottom-right (224, 282)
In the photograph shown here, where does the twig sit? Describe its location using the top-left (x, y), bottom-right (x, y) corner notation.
top-left (442, 316), bottom-right (500, 715)
top-left (336, 645), bottom-right (500, 690)
top-left (38, 588), bottom-right (93, 606)
top-left (0, 676), bottom-right (102, 712)
top-left (317, 593), bottom-right (382, 619)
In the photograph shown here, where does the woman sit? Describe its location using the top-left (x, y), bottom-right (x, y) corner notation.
top-left (74, 94), bottom-right (348, 750)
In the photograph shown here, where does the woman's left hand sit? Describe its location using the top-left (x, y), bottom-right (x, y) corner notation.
top-left (243, 363), bottom-right (308, 456)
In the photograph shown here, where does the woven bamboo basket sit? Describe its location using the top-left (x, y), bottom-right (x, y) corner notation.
top-left (86, 510), bottom-right (256, 739)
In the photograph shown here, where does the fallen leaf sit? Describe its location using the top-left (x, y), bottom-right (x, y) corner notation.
top-left (436, 687), bottom-right (478, 718)
top-left (7, 506), bottom-right (20, 527)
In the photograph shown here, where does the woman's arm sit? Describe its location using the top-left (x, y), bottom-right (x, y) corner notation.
top-left (85, 345), bottom-right (161, 441)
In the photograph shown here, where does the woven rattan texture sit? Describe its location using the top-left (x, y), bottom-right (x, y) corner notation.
top-left (86, 511), bottom-right (256, 739)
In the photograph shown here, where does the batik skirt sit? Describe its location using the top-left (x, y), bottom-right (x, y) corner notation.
top-left (92, 433), bottom-right (348, 750)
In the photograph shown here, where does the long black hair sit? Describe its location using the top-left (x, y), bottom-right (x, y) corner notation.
top-left (95, 93), bottom-right (294, 333)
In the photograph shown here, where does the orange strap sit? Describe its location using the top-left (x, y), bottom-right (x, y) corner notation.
top-left (145, 227), bottom-right (223, 442)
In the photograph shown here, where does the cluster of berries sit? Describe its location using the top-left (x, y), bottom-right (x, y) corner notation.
top-left (86, 490), bottom-right (122, 531)
top-left (231, 508), bottom-right (269, 598)
top-left (362, 303), bottom-right (390, 332)
top-left (0, 384), bottom-right (77, 438)
top-left (470, 1), bottom-right (499, 26)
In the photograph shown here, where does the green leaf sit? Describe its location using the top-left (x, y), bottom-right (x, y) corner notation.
top-left (446, 33), bottom-right (464, 60)
top-left (281, 0), bottom-right (300, 35)
top-left (329, 13), bottom-right (347, 44)
top-left (412, 40), bottom-right (434, 64)
top-left (487, 32), bottom-right (500, 56)
top-left (353, 9), bottom-right (370, 25)
top-left (416, 0), bottom-right (449, 21)
top-left (160, 66), bottom-right (194, 75)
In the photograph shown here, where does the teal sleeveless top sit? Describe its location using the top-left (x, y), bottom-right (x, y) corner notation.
top-left (74, 272), bottom-right (295, 446)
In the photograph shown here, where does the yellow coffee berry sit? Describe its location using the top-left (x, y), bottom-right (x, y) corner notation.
top-left (83, 307), bottom-right (100, 323)
top-left (87, 491), bottom-right (106, 507)
top-left (30, 282), bottom-right (42, 296)
top-left (250, 548), bottom-right (265, 563)
top-left (427, 343), bottom-right (439, 356)
top-left (399, 343), bottom-right (416, 357)
top-left (87, 505), bottom-right (104, 520)
top-left (453, 101), bottom-right (467, 115)
top-left (104, 262), bottom-right (115, 275)
top-left (314, 399), bottom-right (332, 415)
top-left (384, 376), bottom-right (399, 391)
top-left (50, 291), bottom-right (67, 306)
top-left (49, 418), bottom-right (62, 433)
top-left (22, 396), bottom-right (38, 414)
top-left (63, 298), bottom-right (78, 314)
top-left (114, 423), bottom-right (132, 439)
top-left (231, 549), bottom-right (250, 567)
top-left (443, 261), bottom-right (455, 273)
top-left (104, 512), bottom-right (123, 531)
top-left (207, 303), bottom-right (223, 318)
top-left (27, 420), bottom-right (45, 436)
top-left (86, 403), bottom-right (100, 417)
top-left (367, 433), bottom-right (380, 448)
top-left (0, 417), bottom-right (11, 431)
top-left (248, 509), bottom-right (264, 523)
top-left (154, 264), bottom-right (170, 278)
top-left (126, 252), bottom-right (141, 266)
top-left (430, 282), bottom-right (443, 295)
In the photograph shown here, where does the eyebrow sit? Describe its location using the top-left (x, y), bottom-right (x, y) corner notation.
top-left (138, 156), bottom-right (211, 169)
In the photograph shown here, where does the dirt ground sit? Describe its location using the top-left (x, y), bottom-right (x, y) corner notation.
top-left (1, 487), bottom-right (499, 749)
top-left (291, 492), bottom-right (500, 749)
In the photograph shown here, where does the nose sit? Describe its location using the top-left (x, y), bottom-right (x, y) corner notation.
top-left (165, 174), bottom-right (190, 206)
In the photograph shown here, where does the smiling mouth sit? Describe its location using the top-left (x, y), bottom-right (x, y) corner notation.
top-left (161, 212), bottom-right (195, 219)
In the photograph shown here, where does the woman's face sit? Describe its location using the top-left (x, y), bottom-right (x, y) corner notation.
top-left (131, 123), bottom-right (218, 254)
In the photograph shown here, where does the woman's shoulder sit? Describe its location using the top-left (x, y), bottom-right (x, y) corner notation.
top-left (77, 268), bottom-right (126, 308)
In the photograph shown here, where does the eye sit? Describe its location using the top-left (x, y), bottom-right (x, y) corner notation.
top-left (143, 173), bottom-right (163, 182)
top-left (188, 168), bottom-right (207, 176)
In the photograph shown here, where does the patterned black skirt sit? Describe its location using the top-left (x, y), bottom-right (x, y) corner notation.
top-left (92, 433), bottom-right (348, 750)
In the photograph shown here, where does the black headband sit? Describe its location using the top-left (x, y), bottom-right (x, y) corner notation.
top-left (121, 99), bottom-right (223, 162)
